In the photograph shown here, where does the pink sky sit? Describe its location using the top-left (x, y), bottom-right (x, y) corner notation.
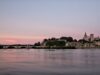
top-left (0, 36), bottom-right (48, 44)
top-left (0, 0), bottom-right (99, 44)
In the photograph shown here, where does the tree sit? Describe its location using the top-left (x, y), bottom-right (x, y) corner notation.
top-left (55, 41), bottom-right (66, 46)
top-left (34, 42), bottom-right (41, 46)
top-left (60, 37), bottom-right (68, 40)
top-left (78, 39), bottom-right (88, 43)
top-left (51, 37), bottom-right (57, 40)
top-left (43, 39), bottom-right (48, 42)
top-left (73, 39), bottom-right (77, 42)
top-left (46, 40), bottom-right (66, 47)
top-left (67, 37), bottom-right (73, 42)
top-left (60, 36), bottom-right (73, 42)
top-left (46, 41), bottom-right (54, 47)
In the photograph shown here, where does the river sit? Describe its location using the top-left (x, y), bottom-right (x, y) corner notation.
top-left (0, 49), bottom-right (100, 75)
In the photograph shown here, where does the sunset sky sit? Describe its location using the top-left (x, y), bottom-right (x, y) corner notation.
top-left (0, 0), bottom-right (100, 44)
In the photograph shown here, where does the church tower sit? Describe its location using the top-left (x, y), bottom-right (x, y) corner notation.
top-left (83, 32), bottom-right (88, 41)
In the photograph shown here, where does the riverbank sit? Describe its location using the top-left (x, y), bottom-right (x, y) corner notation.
top-left (0, 45), bottom-right (76, 49)
top-left (0, 45), bottom-right (100, 49)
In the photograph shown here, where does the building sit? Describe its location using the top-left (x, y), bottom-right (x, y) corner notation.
top-left (83, 32), bottom-right (94, 42)
top-left (83, 32), bottom-right (89, 41)
top-left (90, 34), bottom-right (94, 41)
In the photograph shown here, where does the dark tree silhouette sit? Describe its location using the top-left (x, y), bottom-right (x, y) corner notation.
top-left (73, 39), bottom-right (77, 42)
top-left (43, 39), bottom-right (48, 42)
top-left (78, 39), bottom-right (88, 43)
top-left (60, 36), bottom-right (73, 42)
top-left (67, 37), bottom-right (73, 42)
top-left (60, 37), bottom-right (68, 40)
top-left (46, 40), bottom-right (66, 47)
top-left (34, 42), bottom-right (41, 46)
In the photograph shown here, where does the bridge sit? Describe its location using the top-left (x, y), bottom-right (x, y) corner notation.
top-left (0, 44), bottom-right (34, 49)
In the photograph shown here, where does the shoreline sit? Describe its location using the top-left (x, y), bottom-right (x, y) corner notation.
top-left (0, 44), bottom-right (100, 49)
top-left (0, 46), bottom-right (100, 49)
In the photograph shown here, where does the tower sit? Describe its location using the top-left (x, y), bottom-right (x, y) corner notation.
top-left (83, 32), bottom-right (88, 41)
top-left (90, 34), bottom-right (94, 41)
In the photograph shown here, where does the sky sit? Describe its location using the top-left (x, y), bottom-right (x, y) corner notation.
top-left (0, 0), bottom-right (100, 44)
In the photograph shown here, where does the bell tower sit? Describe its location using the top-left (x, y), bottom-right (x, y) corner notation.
top-left (83, 32), bottom-right (88, 41)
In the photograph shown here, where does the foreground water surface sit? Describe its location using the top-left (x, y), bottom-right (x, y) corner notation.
top-left (0, 49), bottom-right (100, 75)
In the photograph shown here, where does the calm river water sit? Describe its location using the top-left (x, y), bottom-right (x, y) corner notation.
top-left (0, 49), bottom-right (100, 75)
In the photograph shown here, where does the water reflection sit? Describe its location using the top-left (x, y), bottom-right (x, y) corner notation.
top-left (0, 49), bottom-right (100, 75)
